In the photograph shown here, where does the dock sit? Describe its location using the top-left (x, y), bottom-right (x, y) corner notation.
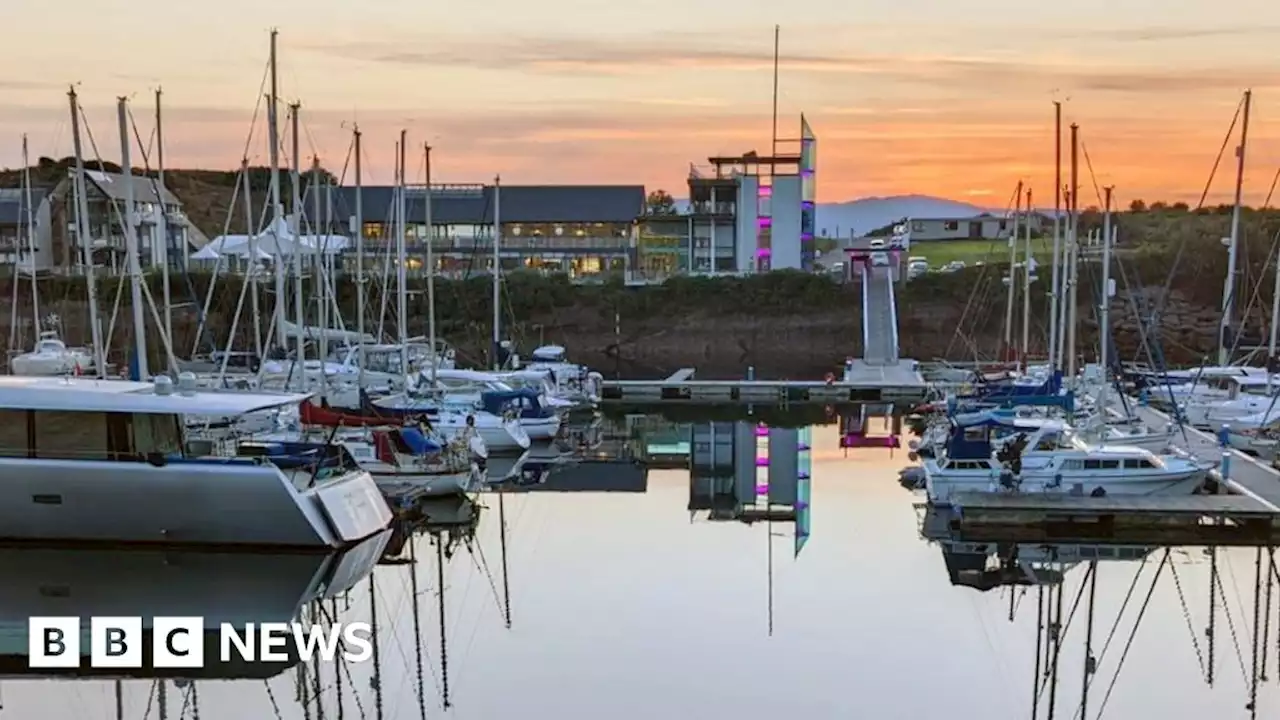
top-left (1125, 401), bottom-right (1280, 510)
top-left (600, 366), bottom-right (928, 403)
top-left (934, 492), bottom-right (1280, 546)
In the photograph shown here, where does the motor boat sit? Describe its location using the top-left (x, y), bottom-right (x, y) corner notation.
top-left (9, 331), bottom-right (94, 376)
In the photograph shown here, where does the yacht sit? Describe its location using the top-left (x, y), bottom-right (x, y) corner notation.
top-left (0, 374), bottom-right (392, 550)
top-left (921, 412), bottom-right (1214, 505)
top-left (370, 387), bottom-right (559, 444)
top-left (1142, 366), bottom-right (1269, 407)
top-left (515, 345), bottom-right (603, 405)
top-left (1181, 375), bottom-right (1279, 428)
top-left (9, 331), bottom-right (94, 376)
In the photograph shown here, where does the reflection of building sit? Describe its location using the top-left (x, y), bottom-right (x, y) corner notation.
top-left (305, 184), bottom-right (644, 281)
top-left (634, 115), bottom-right (816, 282)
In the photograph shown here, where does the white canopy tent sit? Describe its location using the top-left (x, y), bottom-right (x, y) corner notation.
top-left (192, 216), bottom-right (349, 262)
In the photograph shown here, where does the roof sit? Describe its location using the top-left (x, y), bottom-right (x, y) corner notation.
top-left (83, 170), bottom-right (182, 206)
top-left (301, 184), bottom-right (645, 226)
top-left (0, 188), bottom-right (48, 226)
top-left (0, 376), bottom-right (311, 416)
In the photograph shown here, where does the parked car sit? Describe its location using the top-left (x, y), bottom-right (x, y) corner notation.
top-left (869, 238), bottom-right (886, 250)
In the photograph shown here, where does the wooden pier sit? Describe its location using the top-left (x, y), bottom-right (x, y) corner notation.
top-left (934, 492), bottom-right (1280, 546)
top-left (601, 366), bottom-right (928, 404)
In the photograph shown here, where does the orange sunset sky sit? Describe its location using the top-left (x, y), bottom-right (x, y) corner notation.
top-left (2, 0), bottom-right (1279, 207)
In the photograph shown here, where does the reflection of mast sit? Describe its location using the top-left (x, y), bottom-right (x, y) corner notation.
top-left (499, 492), bottom-right (512, 628)
top-left (766, 515), bottom-right (774, 637)
top-left (312, 605), bottom-right (325, 720)
top-left (436, 534), bottom-right (452, 709)
top-left (369, 573), bottom-right (385, 720)
top-left (1031, 587), bottom-right (1043, 718)
top-left (115, 680), bottom-right (123, 720)
top-left (157, 679), bottom-right (168, 720)
top-left (409, 540), bottom-right (428, 720)
top-left (332, 598), bottom-right (346, 720)
top-left (1078, 560), bottom-right (1098, 718)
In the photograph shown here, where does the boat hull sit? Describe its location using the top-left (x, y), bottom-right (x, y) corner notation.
top-left (0, 457), bottom-right (392, 551)
top-left (369, 468), bottom-right (474, 497)
top-left (924, 468), bottom-right (1209, 506)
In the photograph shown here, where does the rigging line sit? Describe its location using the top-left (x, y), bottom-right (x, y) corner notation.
top-left (1036, 564), bottom-right (1091, 704)
top-left (1080, 139), bottom-right (1105, 209)
top-left (943, 181), bottom-right (1023, 358)
top-left (463, 535), bottom-right (506, 620)
top-left (1215, 556), bottom-right (1251, 686)
top-left (1249, 547), bottom-right (1264, 718)
top-left (1262, 547), bottom-right (1275, 682)
top-left (1072, 556), bottom-right (1152, 720)
top-left (1167, 558), bottom-right (1208, 677)
top-left (1139, 95), bottom-right (1245, 370)
top-left (1093, 548), bottom-right (1170, 720)
top-left (1265, 165), bottom-right (1280, 209)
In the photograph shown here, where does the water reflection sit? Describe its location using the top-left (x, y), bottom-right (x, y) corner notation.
top-left (2, 409), bottom-right (1279, 718)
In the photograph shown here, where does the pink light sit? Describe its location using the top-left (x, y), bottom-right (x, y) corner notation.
top-left (758, 186), bottom-right (772, 197)
top-left (756, 248), bottom-right (772, 257)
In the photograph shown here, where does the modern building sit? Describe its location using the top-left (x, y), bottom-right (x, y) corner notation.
top-left (905, 212), bottom-right (1047, 243)
top-left (634, 115), bottom-right (817, 282)
top-left (0, 188), bottom-right (51, 269)
top-left (42, 170), bottom-right (204, 273)
top-left (301, 183), bottom-right (645, 281)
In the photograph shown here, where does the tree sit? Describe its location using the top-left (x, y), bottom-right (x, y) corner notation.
top-left (1129, 199), bottom-right (1146, 212)
top-left (1171, 201), bottom-right (1190, 211)
top-left (1150, 201), bottom-right (1168, 211)
top-left (646, 189), bottom-right (677, 215)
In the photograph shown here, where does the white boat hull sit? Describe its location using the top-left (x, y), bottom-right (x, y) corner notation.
top-left (924, 467), bottom-right (1209, 505)
top-left (368, 468), bottom-right (475, 497)
top-left (0, 457), bottom-right (392, 550)
top-left (10, 351), bottom-right (93, 377)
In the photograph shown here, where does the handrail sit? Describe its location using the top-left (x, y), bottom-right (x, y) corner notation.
top-left (860, 261), bottom-right (870, 360)
top-left (887, 265), bottom-right (900, 363)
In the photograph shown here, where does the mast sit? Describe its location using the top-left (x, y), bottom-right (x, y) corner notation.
top-left (1049, 101), bottom-right (1062, 372)
top-left (156, 87), bottom-right (173, 349)
top-left (396, 130), bottom-right (408, 376)
top-left (1003, 181), bottom-right (1021, 360)
top-left (312, 154), bottom-right (327, 399)
top-left (492, 175), bottom-right (502, 370)
top-left (1099, 186), bottom-right (1114, 412)
top-left (68, 86), bottom-right (105, 375)
top-left (1021, 187), bottom-right (1032, 370)
top-left (424, 143), bottom-right (437, 386)
top-left (290, 103), bottom-right (305, 377)
top-left (20, 135), bottom-right (39, 339)
top-left (770, 25), bottom-right (780, 158)
top-left (1067, 123), bottom-right (1080, 382)
top-left (1221, 89), bottom-right (1252, 366)
top-left (268, 29), bottom-right (286, 350)
top-left (240, 158), bottom-right (263, 361)
top-left (354, 126), bottom-right (366, 390)
top-left (118, 97), bottom-right (149, 379)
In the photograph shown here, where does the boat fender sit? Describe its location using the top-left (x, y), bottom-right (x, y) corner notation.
top-left (824, 372), bottom-right (835, 385)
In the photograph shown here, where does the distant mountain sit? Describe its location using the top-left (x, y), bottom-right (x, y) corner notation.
top-left (815, 195), bottom-right (991, 238)
top-left (671, 194), bottom-right (991, 238)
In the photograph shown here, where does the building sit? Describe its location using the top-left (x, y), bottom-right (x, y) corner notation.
top-left (43, 170), bottom-right (205, 273)
top-left (301, 183), bottom-right (645, 281)
top-left (0, 188), bottom-right (51, 269)
top-left (905, 212), bottom-right (1048, 243)
top-left (634, 115), bottom-right (817, 282)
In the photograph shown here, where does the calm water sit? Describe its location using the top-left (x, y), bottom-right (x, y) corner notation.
top-left (4, 412), bottom-right (1279, 719)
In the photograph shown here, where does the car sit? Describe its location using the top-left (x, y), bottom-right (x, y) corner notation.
top-left (871, 252), bottom-right (890, 267)
top-left (868, 238), bottom-right (886, 250)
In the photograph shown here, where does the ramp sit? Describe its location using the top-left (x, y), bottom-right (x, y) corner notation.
top-left (860, 263), bottom-right (899, 364)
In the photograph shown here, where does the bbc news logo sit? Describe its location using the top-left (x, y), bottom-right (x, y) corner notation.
top-left (28, 617), bottom-right (373, 668)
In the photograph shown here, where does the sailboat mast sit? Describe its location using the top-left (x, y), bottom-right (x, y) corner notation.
top-left (68, 86), bottom-right (105, 375)
top-left (290, 103), bottom-right (305, 374)
top-left (1020, 187), bottom-right (1032, 370)
top-left (156, 87), bottom-right (173, 349)
top-left (240, 158), bottom-right (263, 360)
top-left (396, 130), bottom-right (408, 375)
top-left (1099, 186), bottom-right (1114, 412)
top-left (312, 154), bottom-right (328, 398)
top-left (20, 135), bottom-right (39, 337)
top-left (424, 143), bottom-right (437, 385)
top-left (354, 126), bottom-right (366, 389)
top-left (268, 29), bottom-right (286, 350)
top-left (1066, 123), bottom-right (1080, 381)
top-left (1220, 89), bottom-right (1252, 366)
top-left (1003, 181), bottom-right (1021, 359)
top-left (117, 97), bottom-right (149, 379)
top-left (1049, 101), bottom-right (1062, 372)
top-left (492, 175), bottom-right (501, 370)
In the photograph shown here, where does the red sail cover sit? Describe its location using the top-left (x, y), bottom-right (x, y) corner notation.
top-left (298, 401), bottom-right (394, 427)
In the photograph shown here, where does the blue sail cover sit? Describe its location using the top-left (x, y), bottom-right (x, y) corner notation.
top-left (944, 410), bottom-right (1041, 460)
top-left (397, 426), bottom-right (442, 455)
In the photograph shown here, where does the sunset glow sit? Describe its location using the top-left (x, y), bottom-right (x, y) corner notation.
top-left (2, 0), bottom-right (1279, 207)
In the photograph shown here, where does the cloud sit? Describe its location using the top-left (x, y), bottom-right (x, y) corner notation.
top-left (304, 34), bottom-right (1280, 95)
top-left (1057, 24), bottom-right (1280, 42)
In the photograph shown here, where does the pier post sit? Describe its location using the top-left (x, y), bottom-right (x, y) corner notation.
top-left (1219, 425), bottom-right (1231, 493)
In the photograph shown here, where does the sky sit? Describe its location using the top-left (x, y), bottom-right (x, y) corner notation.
top-left (2, 0), bottom-right (1280, 206)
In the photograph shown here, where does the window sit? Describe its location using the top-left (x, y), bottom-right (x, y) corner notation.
top-left (1083, 459), bottom-right (1102, 469)
top-left (1099, 459), bottom-right (1121, 469)
top-left (1060, 459), bottom-right (1083, 470)
top-left (130, 414), bottom-right (182, 456)
top-left (1123, 458), bottom-right (1156, 469)
top-left (1034, 433), bottom-right (1060, 451)
top-left (911, 221), bottom-right (925, 232)
top-left (33, 410), bottom-right (108, 460)
top-left (0, 410), bottom-right (28, 458)
top-left (943, 221), bottom-right (959, 232)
